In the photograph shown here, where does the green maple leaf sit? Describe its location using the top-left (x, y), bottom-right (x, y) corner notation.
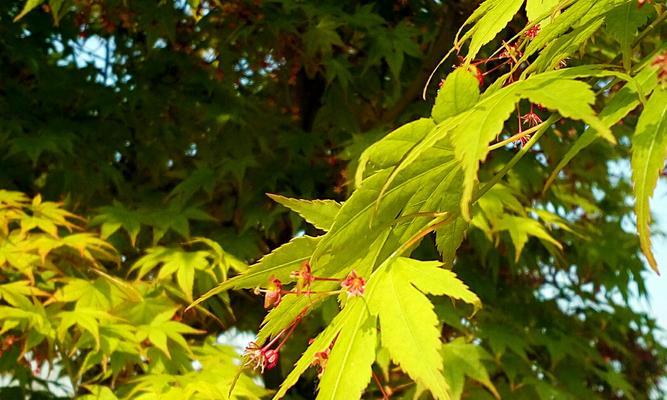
top-left (441, 338), bottom-right (499, 400)
top-left (268, 194), bottom-right (341, 231)
top-left (90, 201), bottom-right (142, 246)
top-left (631, 87), bottom-right (667, 273)
top-left (457, 0), bottom-right (526, 61)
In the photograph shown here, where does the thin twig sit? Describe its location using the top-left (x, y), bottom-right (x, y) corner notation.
top-left (372, 371), bottom-right (390, 400)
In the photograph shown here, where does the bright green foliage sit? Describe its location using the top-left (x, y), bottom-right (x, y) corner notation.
top-left (380, 68), bottom-right (612, 220)
top-left (0, 191), bottom-right (264, 398)
top-left (544, 64), bottom-right (659, 190)
top-left (631, 87), bottom-right (667, 272)
top-left (355, 118), bottom-right (436, 187)
top-left (3, 0), bottom-right (667, 399)
top-left (523, 0), bottom-right (625, 59)
top-left (528, 18), bottom-right (606, 73)
top-left (91, 202), bottom-right (214, 246)
top-left (367, 258), bottom-right (479, 399)
top-left (494, 215), bottom-right (562, 261)
top-left (273, 315), bottom-right (343, 399)
top-left (394, 258), bottom-right (481, 312)
top-left (191, 235), bottom-right (320, 308)
top-left (87, 342), bottom-right (270, 400)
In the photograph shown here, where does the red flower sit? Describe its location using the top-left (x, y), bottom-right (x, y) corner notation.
top-left (290, 261), bottom-right (314, 293)
top-left (244, 342), bottom-right (280, 373)
top-left (521, 112), bottom-right (543, 127)
top-left (525, 24), bottom-right (540, 40)
top-left (263, 276), bottom-right (283, 309)
top-left (341, 270), bottom-right (366, 297)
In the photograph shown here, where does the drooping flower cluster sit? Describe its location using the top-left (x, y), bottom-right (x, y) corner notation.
top-left (244, 342), bottom-right (280, 373)
top-left (242, 310), bottom-right (306, 373)
top-left (242, 266), bottom-right (366, 377)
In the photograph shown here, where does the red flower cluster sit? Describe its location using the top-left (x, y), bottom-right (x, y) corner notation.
top-left (521, 111), bottom-right (543, 127)
top-left (244, 342), bottom-right (280, 373)
top-left (524, 24), bottom-right (540, 40)
top-left (516, 134), bottom-right (532, 148)
top-left (244, 267), bottom-right (367, 377)
top-left (243, 310), bottom-right (306, 373)
top-left (308, 337), bottom-right (337, 377)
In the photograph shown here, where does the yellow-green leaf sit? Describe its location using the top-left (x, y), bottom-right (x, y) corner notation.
top-left (631, 87), bottom-right (667, 273)
top-left (317, 298), bottom-right (376, 400)
top-left (268, 194), bottom-right (341, 231)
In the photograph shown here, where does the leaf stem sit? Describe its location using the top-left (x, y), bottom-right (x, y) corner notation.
top-left (372, 370), bottom-right (390, 400)
top-left (488, 121), bottom-right (546, 151)
top-left (476, 114), bottom-right (558, 200)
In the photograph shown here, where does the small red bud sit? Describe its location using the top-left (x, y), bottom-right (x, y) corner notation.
top-left (469, 65), bottom-right (484, 86)
top-left (312, 348), bottom-right (330, 377)
top-left (264, 348), bottom-right (279, 370)
top-left (264, 276), bottom-right (283, 309)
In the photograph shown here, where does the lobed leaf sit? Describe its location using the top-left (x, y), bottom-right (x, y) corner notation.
top-left (317, 298), bottom-right (377, 400)
top-left (605, 3), bottom-right (654, 70)
top-left (268, 194), bottom-right (341, 231)
top-left (545, 65), bottom-right (659, 191)
top-left (368, 260), bottom-right (451, 399)
top-left (441, 338), bottom-right (499, 400)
